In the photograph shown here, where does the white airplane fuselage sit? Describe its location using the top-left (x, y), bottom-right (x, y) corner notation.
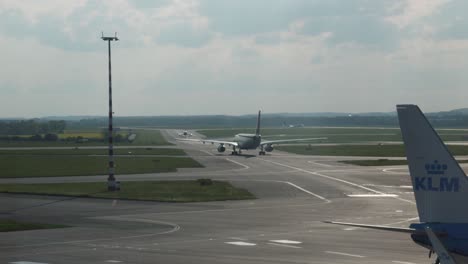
top-left (233, 133), bottom-right (262, 150)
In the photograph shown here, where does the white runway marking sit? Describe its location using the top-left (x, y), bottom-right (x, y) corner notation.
top-left (347, 194), bottom-right (398, 198)
top-left (225, 241), bottom-right (256, 246)
top-left (261, 159), bottom-right (386, 194)
top-left (200, 150), bottom-right (214, 156)
top-left (260, 158), bottom-right (415, 204)
top-left (267, 242), bottom-right (302, 249)
top-left (325, 251), bottom-right (365, 258)
top-left (392, 261), bottom-right (417, 264)
top-left (363, 184), bottom-right (412, 189)
top-left (228, 237), bottom-right (247, 241)
top-left (283, 181), bottom-right (331, 202)
top-left (105, 261), bottom-right (122, 263)
top-left (308, 160), bottom-right (334, 167)
top-left (269, 240), bottom-right (302, 244)
top-left (382, 168), bottom-right (408, 175)
top-left (230, 179), bottom-right (331, 203)
top-left (10, 262), bottom-right (49, 264)
top-left (1, 218), bottom-right (180, 249)
top-left (225, 158), bottom-right (250, 169)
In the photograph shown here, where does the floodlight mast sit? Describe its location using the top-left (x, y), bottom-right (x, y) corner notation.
top-left (101, 32), bottom-right (119, 191)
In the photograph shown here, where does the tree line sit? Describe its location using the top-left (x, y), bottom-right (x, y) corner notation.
top-left (0, 120), bottom-right (66, 135)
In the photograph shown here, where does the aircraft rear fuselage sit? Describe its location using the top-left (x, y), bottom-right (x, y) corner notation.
top-left (234, 133), bottom-right (261, 150)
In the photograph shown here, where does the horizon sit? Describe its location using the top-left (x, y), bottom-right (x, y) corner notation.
top-left (6, 106), bottom-right (468, 120)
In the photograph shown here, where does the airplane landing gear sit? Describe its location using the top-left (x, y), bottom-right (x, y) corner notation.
top-left (259, 146), bottom-right (266, 155)
top-left (231, 146), bottom-right (238, 155)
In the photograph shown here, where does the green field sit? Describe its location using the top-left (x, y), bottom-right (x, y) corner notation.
top-left (0, 181), bottom-right (255, 202)
top-left (276, 144), bottom-right (468, 157)
top-left (0, 148), bottom-right (185, 156)
top-left (197, 127), bottom-right (468, 143)
top-left (0, 156), bottom-right (202, 178)
top-left (58, 131), bottom-right (103, 139)
top-left (0, 129), bottom-right (170, 147)
top-left (0, 219), bottom-right (67, 232)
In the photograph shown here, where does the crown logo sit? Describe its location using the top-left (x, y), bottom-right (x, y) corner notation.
top-left (425, 160), bottom-right (447, 175)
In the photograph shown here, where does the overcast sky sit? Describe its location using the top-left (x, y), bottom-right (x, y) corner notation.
top-left (2, 0), bottom-right (468, 117)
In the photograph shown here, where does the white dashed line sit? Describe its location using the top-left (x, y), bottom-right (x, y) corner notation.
top-left (392, 261), bottom-right (417, 264)
top-left (10, 262), bottom-right (49, 264)
top-left (225, 241), bottom-right (256, 246)
top-left (267, 243), bottom-right (302, 249)
top-left (269, 240), bottom-right (302, 244)
top-left (228, 237), bottom-right (247, 241)
top-left (347, 194), bottom-right (398, 198)
top-left (325, 251), bottom-right (365, 258)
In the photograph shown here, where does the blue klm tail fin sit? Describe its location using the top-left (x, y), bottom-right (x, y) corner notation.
top-left (397, 104), bottom-right (468, 223)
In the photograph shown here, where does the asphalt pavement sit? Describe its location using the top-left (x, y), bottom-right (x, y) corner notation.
top-left (0, 129), bottom-right (433, 264)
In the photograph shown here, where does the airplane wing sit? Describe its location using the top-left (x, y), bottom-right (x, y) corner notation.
top-left (261, 137), bottom-right (327, 146)
top-left (426, 227), bottom-right (457, 264)
top-left (324, 221), bottom-right (417, 233)
top-left (177, 138), bottom-right (239, 147)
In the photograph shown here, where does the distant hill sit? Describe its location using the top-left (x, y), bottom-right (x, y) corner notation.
top-left (42, 116), bottom-right (103, 121)
top-left (3, 108), bottom-right (468, 129)
top-left (432, 108), bottom-right (468, 116)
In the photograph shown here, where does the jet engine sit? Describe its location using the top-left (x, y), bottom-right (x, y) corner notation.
top-left (264, 144), bottom-right (274, 152)
top-left (217, 145), bottom-right (226, 152)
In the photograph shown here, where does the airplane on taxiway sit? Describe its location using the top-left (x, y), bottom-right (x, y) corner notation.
top-left (328, 104), bottom-right (467, 264)
top-left (179, 110), bottom-right (325, 155)
top-left (178, 130), bottom-right (193, 137)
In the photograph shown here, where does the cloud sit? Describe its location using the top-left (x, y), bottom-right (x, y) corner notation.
top-left (0, 0), bottom-right (87, 23)
top-left (3, 0), bottom-right (468, 117)
top-left (0, 0), bottom-right (213, 50)
top-left (385, 0), bottom-right (450, 28)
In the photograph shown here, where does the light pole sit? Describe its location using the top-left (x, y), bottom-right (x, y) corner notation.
top-left (102, 32), bottom-right (119, 191)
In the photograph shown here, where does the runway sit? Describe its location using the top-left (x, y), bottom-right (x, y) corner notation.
top-left (0, 129), bottom-right (431, 264)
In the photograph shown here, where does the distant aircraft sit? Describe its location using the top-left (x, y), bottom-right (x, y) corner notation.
top-left (179, 110), bottom-right (325, 155)
top-left (178, 130), bottom-right (193, 137)
top-left (327, 104), bottom-right (466, 264)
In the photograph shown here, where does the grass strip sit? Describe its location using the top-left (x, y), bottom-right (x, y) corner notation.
top-left (198, 128), bottom-right (468, 143)
top-left (276, 144), bottom-right (468, 157)
top-left (0, 148), bottom-right (186, 156)
top-left (0, 219), bottom-right (67, 232)
top-left (0, 156), bottom-right (202, 178)
top-left (0, 181), bottom-right (255, 202)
